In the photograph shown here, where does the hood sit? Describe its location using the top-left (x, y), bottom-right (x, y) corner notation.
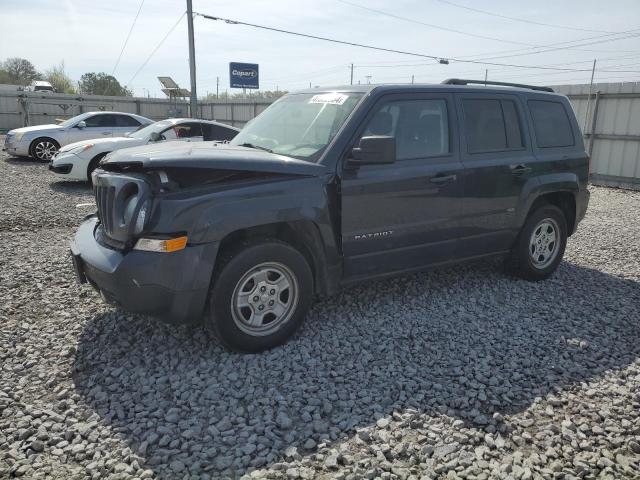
top-left (59, 136), bottom-right (143, 153)
top-left (102, 141), bottom-right (327, 176)
top-left (9, 124), bottom-right (64, 134)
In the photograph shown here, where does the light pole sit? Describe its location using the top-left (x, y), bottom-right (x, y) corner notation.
top-left (186, 0), bottom-right (197, 117)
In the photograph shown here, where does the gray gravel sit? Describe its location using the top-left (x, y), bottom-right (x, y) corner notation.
top-left (1, 136), bottom-right (639, 480)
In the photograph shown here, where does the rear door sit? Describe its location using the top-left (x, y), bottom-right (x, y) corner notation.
top-left (455, 93), bottom-right (534, 257)
top-left (340, 93), bottom-right (464, 280)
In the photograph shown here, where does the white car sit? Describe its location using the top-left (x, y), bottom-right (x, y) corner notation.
top-left (49, 118), bottom-right (240, 182)
top-left (3, 111), bottom-right (153, 161)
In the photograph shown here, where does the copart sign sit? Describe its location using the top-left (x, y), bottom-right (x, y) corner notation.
top-left (230, 62), bottom-right (259, 89)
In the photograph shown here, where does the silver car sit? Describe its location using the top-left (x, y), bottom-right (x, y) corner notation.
top-left (3, 111), bottom-right (153, 161)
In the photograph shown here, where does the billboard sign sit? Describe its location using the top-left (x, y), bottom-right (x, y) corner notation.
top-left (230, 62), bottom-right (259, 89)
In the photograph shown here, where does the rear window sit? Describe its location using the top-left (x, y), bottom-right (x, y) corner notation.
top-left (462, 99), bottom-right (524, 153)
top-left (528, 100), bottom-right (574, 148)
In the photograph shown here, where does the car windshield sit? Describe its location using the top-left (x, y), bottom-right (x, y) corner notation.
top-left (126, 120), bottom-right (174, 139)
top-left (230, 92), bottom-right (364, 161)
top-left (58, 112), bottom-right (92, 127)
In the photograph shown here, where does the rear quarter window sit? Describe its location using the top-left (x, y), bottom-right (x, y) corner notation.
top-left (528, 100), bottom-right (575, 148)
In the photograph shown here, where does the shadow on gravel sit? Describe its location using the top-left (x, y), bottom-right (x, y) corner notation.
top-left (49, 180), bottom-right (92, 196)
top-left (72, 260), bottom-right (640, 478)
top-left (4, 155), bottom-right (47, 165)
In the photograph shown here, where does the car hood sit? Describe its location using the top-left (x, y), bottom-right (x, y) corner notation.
top-left (9, 124), bottom-right (64, 134)
top-left (102, 142), bottom-right (327, 176)
top-left (59, 136), bottom-right (143, 153)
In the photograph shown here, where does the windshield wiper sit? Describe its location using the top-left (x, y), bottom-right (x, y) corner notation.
top-left (238, 142), bottom-right (273, 153)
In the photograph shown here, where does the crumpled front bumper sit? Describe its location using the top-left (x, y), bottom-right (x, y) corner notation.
top-left (70, 216), bottom-right (219, 324)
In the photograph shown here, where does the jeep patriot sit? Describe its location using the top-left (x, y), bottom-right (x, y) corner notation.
top-left (71, 79), bottom-right (590, 352)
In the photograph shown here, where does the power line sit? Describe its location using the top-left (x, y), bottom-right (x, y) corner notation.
top-left (195, 12), bottom-right (640, 73)
top-left (337, 0), bottom-right (536, 47)
top-left (339, 0), bottom-right (640, 57)
top-left (433, 0), bottom-right (616, 34)
top-left (126, 11), bottom-right (186, 87)
top-left (111, 0), bottom-right (145, 75)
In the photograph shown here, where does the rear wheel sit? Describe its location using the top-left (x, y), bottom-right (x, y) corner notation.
top-left (29, 137), bottom-right (59, 161)
top-left (506, 204), bottom-right (567, 281)
top-left (204, 240), bottom-right (313, 352)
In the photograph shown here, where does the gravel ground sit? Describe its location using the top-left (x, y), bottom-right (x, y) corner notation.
top-left (1, 136), bottom-right (639, 480)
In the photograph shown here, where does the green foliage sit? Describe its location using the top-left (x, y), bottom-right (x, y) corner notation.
top-left (1, 57), bottom-right (41, 85)
top-left (45, 62), bottom-right (75, 94)
top-left (78, 72), bottom-right (133, 96)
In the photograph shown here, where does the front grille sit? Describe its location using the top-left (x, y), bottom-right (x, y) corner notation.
top-left (92, 171), bottom-right (151, 246)
top-left (95, 185), bottom-right (116, 235)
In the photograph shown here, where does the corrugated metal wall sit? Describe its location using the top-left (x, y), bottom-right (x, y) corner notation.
top-left (0, 91), bottom-right (274, 132)
top-left (553, 82), bottom-right (640, 189)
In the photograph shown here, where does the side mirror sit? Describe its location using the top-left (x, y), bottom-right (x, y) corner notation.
top-left (76, 120), bottom-right (86, 129)
top-left (149, 131), bottom-right (161, 142)
top-left (349, 136), bottom-right (395, 166)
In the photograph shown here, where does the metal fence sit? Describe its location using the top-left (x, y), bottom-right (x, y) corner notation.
top-left (554, 82), bottom-right (640, 190)
top-left (2, 83), bottom-right (639, 190)
top-left (0, 91), bottom-right (273, 132)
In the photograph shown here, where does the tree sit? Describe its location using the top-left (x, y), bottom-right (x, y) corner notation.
top-left (0, 69), bottom-right (11, 85)
top-left (78, 72), bottom-right (132, 96)
top-left (1, 57), bottom-right (41, 85)
top-left (45, 61), bottom-right (75, 94)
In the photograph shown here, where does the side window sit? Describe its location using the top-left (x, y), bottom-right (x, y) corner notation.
top-left (212, 125), bottom-right (239, 141)
top-left (116, 115), bottom-right (141, 127)
top-left (462, 99), bottom-right (525, 153)
top-left (83, 115), bottom-right (104, 128)
top-left (528, 100), bottom-right (574, 148)
top-left (173, 123), bottom-right (203, 139)
top-left (361, 99), bottom-right (449, 161)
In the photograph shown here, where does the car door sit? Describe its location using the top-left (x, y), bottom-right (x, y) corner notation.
top-left (69, 113), bottom-right (114, 142)
top-left (455, 93), bottom-right (534, 257)
top-left (340, 93), bottom-right (464, 280)
top-left (113, 114), bottom-right (142, 137)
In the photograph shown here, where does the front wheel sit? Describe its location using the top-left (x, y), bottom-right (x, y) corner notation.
top-left (30, 137), bottom-right (59, 161)
top-left (205, 240), bottom-right (313, 352)
top-left (506, 204), bottom-right (567, 281)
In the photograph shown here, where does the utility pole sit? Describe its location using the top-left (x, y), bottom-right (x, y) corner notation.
top-left (411, 75), bottom-right (414, 84)
top-left (484, 69), bottom-right (488, 86)
top-left (186, 0), bottom-right (197, 118)
top-left (216, 76), bottom-right (219, 99)
top-left (583, 59), bottom-right (597, 134)
top-left (350, 63), bottom-right (354, 85)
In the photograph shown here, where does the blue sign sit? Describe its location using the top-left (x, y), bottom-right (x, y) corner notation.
top-left (230, 62), bottom-right (259, 89)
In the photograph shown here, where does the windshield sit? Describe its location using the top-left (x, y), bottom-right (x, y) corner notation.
top-left (230, 92), bottom-right (363, 161)
top-left (58, 112), bottom-right (92, 127)
top-left (126, 120), bottom-right (174, 139)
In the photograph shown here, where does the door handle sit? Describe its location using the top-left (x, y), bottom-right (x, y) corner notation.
top-left (102, 131), bottom-right (110, 135)
top-left (510, 164), bottom-right (532, 175)
top-left (429, 174), bottom-right (457, 185)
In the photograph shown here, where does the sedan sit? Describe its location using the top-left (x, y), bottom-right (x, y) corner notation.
top-left (3, 111), bottom-right (153, 161)
top-left (49, 118), bottom-right (240, 182)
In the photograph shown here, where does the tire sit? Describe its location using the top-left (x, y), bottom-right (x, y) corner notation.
top-left (87, 153), bottom-right (108, 184)
top-left (506, 204), bottom-right (568, 281)
top-left (29, 137), bottom-right (59, 161)
top-left (204, 239), bottom-right (313, 353)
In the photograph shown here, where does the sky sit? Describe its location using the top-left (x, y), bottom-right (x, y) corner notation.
top-left (1, 0), bottom-right (640, 98)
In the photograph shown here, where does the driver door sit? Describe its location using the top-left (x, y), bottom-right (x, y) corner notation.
top-left (340, 93), bottom-right (464, 280)
top-left (70, 113), bottom-right (114, 142)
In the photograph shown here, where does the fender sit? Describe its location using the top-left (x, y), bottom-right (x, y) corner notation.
top-left (514, 172), bottom-right (579, 228)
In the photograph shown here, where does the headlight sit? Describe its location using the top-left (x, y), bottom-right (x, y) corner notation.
top-left (14, 132), bottom-right (25, 142)
top-left (65, 143), bottom-right (94, 154)
top-left (123, 196), bottom-right (150, 235)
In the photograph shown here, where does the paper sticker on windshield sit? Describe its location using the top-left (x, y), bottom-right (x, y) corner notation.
top-left (309, 93), bottom-right (349, 105)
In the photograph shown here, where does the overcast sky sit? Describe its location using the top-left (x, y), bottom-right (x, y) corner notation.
top-left (2, 0), bottom-right (640, 97)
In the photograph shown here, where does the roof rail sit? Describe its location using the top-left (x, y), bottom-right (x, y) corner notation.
top-left (441, 78), bottom-right (554, 93)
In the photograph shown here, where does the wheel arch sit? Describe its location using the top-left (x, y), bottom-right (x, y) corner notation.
top-left (87, 151), bottom-right (110, 181)
top-left (216, 220), bottom-right (337, 297)
top-left (518, 174), bottom-right (579, 235)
